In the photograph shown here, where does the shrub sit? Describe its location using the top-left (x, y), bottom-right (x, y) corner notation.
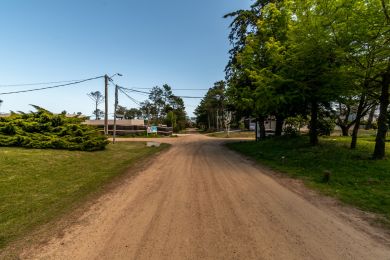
top-left (283, 125), bottom-right (300, 137)
top-left (317, 118), bottom-right (336, 136)
top-left (284, 116), bottom-right (307, 137)
top-left (0, 106), bottom-right (108, 151)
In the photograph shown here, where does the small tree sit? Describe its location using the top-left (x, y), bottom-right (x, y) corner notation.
top-left (87, 91), bottom-right (104, 120)
top-left (0, 99), bottom-right (3, 114)
top-left (93, 109), bottom-right (104, 120)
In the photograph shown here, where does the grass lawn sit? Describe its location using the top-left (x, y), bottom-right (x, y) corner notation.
top-left (227, 135), bottom-right (390, 224)
top-left (207, 131), bottom-right (255, 139)
top-left (0, 142), bottom-right (168, 249)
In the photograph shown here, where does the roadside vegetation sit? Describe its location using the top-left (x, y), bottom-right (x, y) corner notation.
top-left (0, 142), bottom-right (168, 249)
top-left (207, 131), bottom-right (255, 139)
top-left (115, 84), bottom-right (188, 132)
top-left (0, 106), bottom-right (108, 151)
top-left (196, 0), bottom-right (389, 159)
top-left (228, 136), bottom-right (390, 224)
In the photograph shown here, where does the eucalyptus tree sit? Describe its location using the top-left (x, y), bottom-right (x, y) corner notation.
top-left (87, 91), bottom-right (104, 120)
top-left (148, 86), bottom-right (165, 123)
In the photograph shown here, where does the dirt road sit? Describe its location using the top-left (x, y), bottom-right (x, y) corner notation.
top-left (23, 134), bottom-right (390, 259)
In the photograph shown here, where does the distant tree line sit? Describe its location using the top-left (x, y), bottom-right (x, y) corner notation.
top-left (87, 84), bottom-right (188, 132)
top-left (116, 84), bottom-right (188, 132)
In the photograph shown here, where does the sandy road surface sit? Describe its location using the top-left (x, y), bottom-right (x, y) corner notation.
top-left (22, 134), bottom-right (390, 259)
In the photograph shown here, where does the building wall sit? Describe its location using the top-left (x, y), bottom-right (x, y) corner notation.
top-left (83, 119), bottom-right (145, 126)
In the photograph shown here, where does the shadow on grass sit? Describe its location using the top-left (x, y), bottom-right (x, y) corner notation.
top-left (227, 136), bottom-right (390, 225)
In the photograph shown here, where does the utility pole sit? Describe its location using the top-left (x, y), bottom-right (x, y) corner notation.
top-left (113, 85), bottom-right (119, 144)
top-left (104, 74), bottom-right (109, 135)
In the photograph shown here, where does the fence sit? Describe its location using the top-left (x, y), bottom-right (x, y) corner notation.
top-left (89, 124), bottom-right (173, 136)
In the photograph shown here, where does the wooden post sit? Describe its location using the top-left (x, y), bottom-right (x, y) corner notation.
top-left (113, 85), bottom-right (118, 144)
top-left (104, 75), bottom-right (109, 135)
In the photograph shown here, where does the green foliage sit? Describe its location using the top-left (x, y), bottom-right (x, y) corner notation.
top-left (0, 106), bottom-right (108, 151)
top-left (284, 116), bottom-right (308, 137)
top-left (195, 81), bottom-right (228, 130)
top-left (285, 115), bottom-right (307, 130)
top-left (87, 91), bottom-right (104, 120)
top-left (223, 0), bottom-right (389, 152)
top-left (317, 118), bottom-right (336, 136)
top-left (140, 84), bottom-right (187, 132)
top-left (283, 126), bottom-right (300, 137)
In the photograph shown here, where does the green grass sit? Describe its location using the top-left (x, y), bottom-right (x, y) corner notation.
top-left (207, 131), bottom-right (255, 138)
top-left (227, 135), bottom-right (390, 224)
top-left (0, 142), bottom-right (169, 249)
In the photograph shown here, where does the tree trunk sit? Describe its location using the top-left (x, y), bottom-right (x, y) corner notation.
top-left (275, 116), bottom-right (284, 137)
top-left (373, 66), bottom-right (390, 159)
top-left (351, 93), bottom-right (366, 149)
top-left (212, 111), bottom-right (215, 130)
top-left (216, 110), bottom-right (219, 131)
top-left (365, 106), bottom-right (376, 130)
top-left (95, 101), bottom-right (99, 120)
top-left (340, 125), bottom-right (349, 136)
top-left (259, 116), bottom-right (266, 139)
top-left (309, 100), bottom-right (319, 146)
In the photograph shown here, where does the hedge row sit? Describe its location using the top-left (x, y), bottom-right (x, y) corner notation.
top-left (0, 106), bottom-right (108, 151)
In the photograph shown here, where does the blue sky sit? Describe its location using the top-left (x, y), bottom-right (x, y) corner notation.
top-left (0, 0), bottom-right (251, 117)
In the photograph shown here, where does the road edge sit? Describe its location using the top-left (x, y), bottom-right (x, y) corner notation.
top-left (0, 143), bottom-right (171, 259)
top-left (224, 141), bottom-right (390, 247)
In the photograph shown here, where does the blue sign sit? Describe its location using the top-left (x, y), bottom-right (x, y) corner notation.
top-left (151, 126), bottom-right (158, 133)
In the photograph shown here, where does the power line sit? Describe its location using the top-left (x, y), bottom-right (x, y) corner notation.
top-left (119, 87), bottom-right (149, 97)
top-left (119, 87), bottom-right (150, 95)
top-left (118, 87), bottom-right (142, 106)
top-left (118, 86), bottom-right (203, 99)
top-left (0, 76), bottom-right (105, 96)
top-left (0, 79), bottom-right (87, 88)
top-left (129, 87), bottom-right (209, 91)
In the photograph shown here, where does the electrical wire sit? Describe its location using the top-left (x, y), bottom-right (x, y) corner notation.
top-left (120, 88), bottom-right (149, 97)
top-left (0, 79), bottom-right (87, 88)
top-left (129, 87), bottom-right (209, 91)
top-left (121, 87), bottom-right (150, 95)
top-left (0, 76), bottom-right (105, 95)
top-left (118, 86), bottom-right (203, 99)
top-left (118, 88), bottom-right (142, 106)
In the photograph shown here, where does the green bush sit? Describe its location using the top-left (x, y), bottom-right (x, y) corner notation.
top-left (284, 115), bottom-right (307, 136)
top-left (317, 118), bottom-right (336, 136)
top-left (283, 125), bottom-right (300, 137)
top-left (0, 106), bottom-right (108, 151)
